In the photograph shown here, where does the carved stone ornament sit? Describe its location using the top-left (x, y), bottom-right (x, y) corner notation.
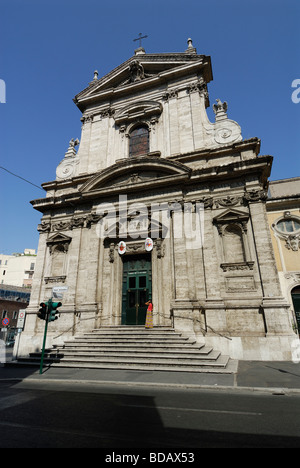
top-left (285, 235), bottom-right (300, 251)
top-left (213, 99), bottom-right (228, 116)
top-left (163, 89), bottom-right (178, 101)
top-left (129, 60), bottom-right (145, 82)
top-left (56, 157), bottom-right (80, 180)
top-left (109, 243), bottom-right (115, 263)
top-left (244, 190), bottom-right (268, 203)
top-left (194, 197), bottom-right (213, 209)
top-left (37, 221), bottom-right (51, 232)
top-left (185, 78), bottom-right (209, 106)
top-left (81, 114), bottom-right (94, 126)
top-left (154, 238), bottom-right (165, 258)
top-left (71, 217), bottom-right (85, 228)
top-left (86, 213), bottom-right (104, 228)
top-left (56, 138), bottom-right (80, 181)
top-left (44, 276), bottom-right (67, 284)
top-left (204, 98), bottom-right (242, 146)
top-left (220, 261), bottom-right (254, 272)
top-left (52, 220), bottom-right (72, 231)
top-left (284, 272), bottom-right (300, 283)
top-left (214, 196), bottom-right (242, 208)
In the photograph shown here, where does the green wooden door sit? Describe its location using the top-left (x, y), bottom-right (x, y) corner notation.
top-left (292, 287), bottom-right (300, 333)
top-left (122, 255), bottom-right (152, 325)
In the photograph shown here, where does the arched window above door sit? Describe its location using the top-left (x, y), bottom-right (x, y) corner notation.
top-left (129, 125), bottom-right (149, 157)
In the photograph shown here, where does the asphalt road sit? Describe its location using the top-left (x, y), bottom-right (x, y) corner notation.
top-left (0, 379), bottom-right (299, 449)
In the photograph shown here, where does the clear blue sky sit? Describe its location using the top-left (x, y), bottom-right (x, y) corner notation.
top-left (0, 0), bottom-right (299, 254)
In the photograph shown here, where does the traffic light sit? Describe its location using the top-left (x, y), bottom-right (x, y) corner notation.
top-left (37, 302), bottom-right (48, 321)
top-left (48, 301), bottom-right (62, 322)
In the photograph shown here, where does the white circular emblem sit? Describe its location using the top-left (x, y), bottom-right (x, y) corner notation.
top-left (118, 241), bottom-right (126, 255)
top-left (145, 237), bottom-right (153, 252)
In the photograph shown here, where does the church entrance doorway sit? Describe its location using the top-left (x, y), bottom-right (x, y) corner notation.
top-left (291, 286), bottom-right (300, 334)
top-left (122, 254), bottom-right (152, 325)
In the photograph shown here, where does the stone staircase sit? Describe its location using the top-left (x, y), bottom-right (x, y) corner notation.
top-left (17, 326), bottom-right (237, 373)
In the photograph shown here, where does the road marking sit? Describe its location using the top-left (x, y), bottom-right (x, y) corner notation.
top-left (124, 403), bottom-right (262, 416)
top-left (0, 393), bottom-right (36, 411)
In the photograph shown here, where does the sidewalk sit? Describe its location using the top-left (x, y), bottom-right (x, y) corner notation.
top-left (1, 360), bottom-right (300, 394)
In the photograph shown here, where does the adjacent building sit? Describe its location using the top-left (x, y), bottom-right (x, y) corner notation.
top-left (267, 177), bottom-right (300, 333)
top-left (0, 284), bottom-right (30, 343)
top-left (0, 249), bottom-right (36, 288)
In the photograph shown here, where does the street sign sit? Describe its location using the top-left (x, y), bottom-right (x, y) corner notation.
top-left (2, 317), bottom-right (9, 327)
top-left (52, 286), bottom-right (68, 299)
top-left (17, 310), bottom-right (26, 329)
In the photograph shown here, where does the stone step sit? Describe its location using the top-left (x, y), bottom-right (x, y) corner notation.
top-left (51, 353), bottom-right (229, 368)
top-left (17, 349), bottom-right (225, 364)
top-left (60, 346), bottom-right (213, 356)
top-left (12, 358), bottom-right (237, 374)
top-left (92, 326), bottom-right (175, 331)
top-left (14, 326), bottom-right (236, 374)
top-left (68, 337), bottom-right (194, 344)
top-left (62, 342), bottom-right (205, 350)
top-left (57, 349), bottom-right (219, 361)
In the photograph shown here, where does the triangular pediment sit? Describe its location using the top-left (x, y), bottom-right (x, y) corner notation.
top-left (46, 232), bottom-right (72, 244)
top-left (213, 208), bottom-right (249, 224)
top-left (79, 157), bottom-right (191, 194)
top-left (74, 53), bottom-right (212, 111)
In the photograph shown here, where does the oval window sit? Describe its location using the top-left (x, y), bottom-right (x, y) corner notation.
top-left (276, 219), bottom-right (300, 234)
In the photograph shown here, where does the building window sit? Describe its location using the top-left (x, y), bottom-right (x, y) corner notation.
top-left (272, 214), bottom-right (300, 251)
top-left (276, 218), bottom-right (300, 234)
top-left (2, 310), bottom-right (8, 319)
top-left (129, 125), bottom-right (149, 157)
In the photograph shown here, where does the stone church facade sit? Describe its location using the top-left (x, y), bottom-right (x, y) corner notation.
top-left (20, 40), bottom-right (295, 360)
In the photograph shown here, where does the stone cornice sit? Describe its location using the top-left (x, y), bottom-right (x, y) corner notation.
top-left (41, 138), bottom-right (262, 193)
top-left (167, 137), bottom-right (261, 163)
top-left (31, 155), bottom-right (271, 214)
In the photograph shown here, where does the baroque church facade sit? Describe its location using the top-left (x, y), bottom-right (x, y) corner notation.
top-left (19, 39), bottom-right (295, 361)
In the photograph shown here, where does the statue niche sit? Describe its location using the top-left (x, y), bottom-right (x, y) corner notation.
top-left (46, 232), bottom-right (72, 279)
top-left (223, 224), bottom-right (246, 263)
top-left (51, 244), bottom-right (66, 277)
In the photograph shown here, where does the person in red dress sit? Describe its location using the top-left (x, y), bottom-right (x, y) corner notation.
top-left (145, 300), bottom-right (153, 329)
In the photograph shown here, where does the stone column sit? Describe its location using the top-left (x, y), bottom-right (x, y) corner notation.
top-left (202, 209), bottom-right (228, 335)
top-left (170, 209), bottom-right (202, 339)
top-left (249, 200), bottom-right (293, 335)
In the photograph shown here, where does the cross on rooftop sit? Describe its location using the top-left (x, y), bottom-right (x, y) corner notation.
top-left (133, 33), bottom-right (148, 48)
